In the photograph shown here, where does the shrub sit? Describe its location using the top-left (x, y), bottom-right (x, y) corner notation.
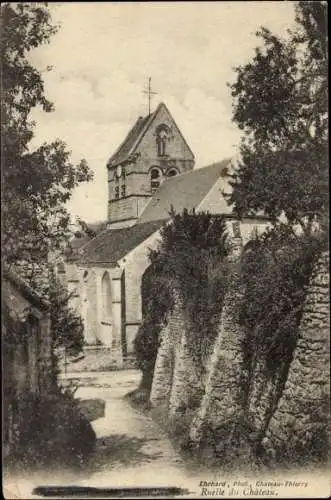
top-left (134, 209), bottom-right (231, 391)
top-left (46, 270), bottom-right (85, 387)
top-left (9, 388), bottom-right (96, 471)
top-left (48, 271), bottom-right (84, 358)
top-left (134, 271), bottom-right (172, 391)
top-left (151, 209), bottom-right (230, 357)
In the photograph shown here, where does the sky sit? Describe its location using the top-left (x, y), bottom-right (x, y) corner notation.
top-left (29, 1), bottom-right (296, 223)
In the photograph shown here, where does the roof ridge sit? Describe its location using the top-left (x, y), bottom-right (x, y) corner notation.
top-left (160, 158), bottom-right (232, 184)
top-left (158, 102), bottom-right (195, 160)
top-left (125, 103), bottom-right (161, 157)
top-left (80, 218), bottom-right (166, 253)
top-left (78, 218), bottom-right (166, 264)
top-left (107, 114), bottom-right (148, 167)
top-left (137, 158), bottom-right (233, 225)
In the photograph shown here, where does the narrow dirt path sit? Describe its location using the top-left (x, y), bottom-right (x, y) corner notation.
top-left (5, 370), bottom-right (204, 499)
top-left (6, 370), bottom-right (327, 499)
top-left (73, 370), bottom-right (197, 490)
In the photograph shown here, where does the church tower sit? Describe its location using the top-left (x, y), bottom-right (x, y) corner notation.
top-left (106, 102), bottom-right (195, 229)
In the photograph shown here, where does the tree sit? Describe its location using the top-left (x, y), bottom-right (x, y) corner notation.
top-left (228, 1), bottom-right (328, 233)
top-left (1, 3), bottom-right (93, 265)
top-left (1, 3), bottom-right (94, 381)
top-left (47, 270), bottom-right (85, 382)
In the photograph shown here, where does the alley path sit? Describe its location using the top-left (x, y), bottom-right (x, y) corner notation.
top-left (74, 369), bottom-right (196, 490)
top-left (56, 368), bottom-right (215, 497)
top-left (5, 370), bottom-right (206, 499)
top-left (6, 369), bottom-right (330, 499)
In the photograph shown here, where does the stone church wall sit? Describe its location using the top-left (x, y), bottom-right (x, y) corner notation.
top-left (107, 103), bottom-right (194, 226)
top-left (119, 229), bottom-right (161, 354)
top-left (86, 269), bottom-right (98, 344)
top-left (62, 263), bottom-right (124, 359)
top-left (138, 104), bottom-right (194, 170)
top-left (108, 196), bottom-right (142, 225)
top-left (125, 171), bottom-right (151, 197)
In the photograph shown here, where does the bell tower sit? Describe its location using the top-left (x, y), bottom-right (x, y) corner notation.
top-left (106, 102), bottom-right (195, 229)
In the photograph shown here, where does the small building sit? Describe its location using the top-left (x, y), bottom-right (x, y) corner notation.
top-left (3, 267), bottom-right (52, 456)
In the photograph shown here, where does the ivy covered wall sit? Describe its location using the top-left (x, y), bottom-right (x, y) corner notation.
top-left (134, 210), bottom-right (329, 469)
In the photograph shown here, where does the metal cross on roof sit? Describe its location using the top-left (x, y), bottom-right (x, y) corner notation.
top-left (142, 77), bottom-right (158, 116)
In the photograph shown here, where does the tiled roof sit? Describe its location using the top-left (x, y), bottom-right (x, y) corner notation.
top-left (78, 219), bottom-right (165, 264)
top-left (107, 113), bottom-right (154, 167)
top-left (79, 159), bottom-right (233, 265)
top-left (65, 221), bottom-right (108, 260)
top-left (138, 159), bottom-right (231, 224)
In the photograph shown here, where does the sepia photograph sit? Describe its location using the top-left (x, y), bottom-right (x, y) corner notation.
top-left (2, 1), bottom-right (329, 498)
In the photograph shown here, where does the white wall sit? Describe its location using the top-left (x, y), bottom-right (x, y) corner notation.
top-left (118, 229), bottom-right (162, 353)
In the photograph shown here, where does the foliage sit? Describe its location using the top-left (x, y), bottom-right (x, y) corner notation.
top-left (2, 1), bottom-right (90, 406)
top-left (279, 393), bottom-right (330, 465)
top-left (151, 208), bottom-right (231, 358)
top-left (45, 270), bottom-right (85, 385)
top-left (48, 270), bottom-right (84, 357)
top-left (135, 209), bottom-right (231, 387)
top-left (238, 225), bottom-right (325, 412)
top-left (8, 388), bottom-right (96, 471)
top-left (1, 2), bottom-right (93, 265)
top-left (134, 267), bottom-right (172, 390)
top-left (228, 1), bottom-right (328, 231)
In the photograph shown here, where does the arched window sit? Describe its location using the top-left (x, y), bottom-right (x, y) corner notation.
top-left (150, 167), bottom-right (161, 193)
top-left (113, 167), bottom-right (126, 199)
top-left (101, 272), bottom-right (112, 322)
top-left (121, 168), bottom-right (126, 198)
top-left (156, 124), bottom-right (170, 157)
top-left (157, 133), bottom-right (167, 156)
top-left (167, 168), bottom-right (178, 178)
top-left (114, 175), bottom-right (119, 199)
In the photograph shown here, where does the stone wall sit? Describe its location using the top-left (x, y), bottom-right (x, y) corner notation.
top-left (119, 229), bottom-right (161, 354)
top-left (148, 237), bottom-right (330, 467)
top-left (3, 276), bottom-right (53, 452)
top-left (188, 237), bottom-right (253, 463)
top-left (150, 238), bottom-right (243, 442)
top-left (62, 263), bottom-right (124, 364)
top-left (264, 250), bottom-right (330, 462)
top-left (150, 291), bottom-right (203, 435)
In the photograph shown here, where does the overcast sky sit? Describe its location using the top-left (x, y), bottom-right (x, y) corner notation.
top-left (29, 1), bottom-right (296, 223)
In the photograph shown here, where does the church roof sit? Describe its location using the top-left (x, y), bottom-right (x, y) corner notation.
top-left (108, 114), bottom-right (151, 167)
top-left (65, 221), bottom-right (108, 260)
top-left (107, 102), bottom-right (194, 167)
top-left (76, 158), bottom-right (235, 266)
top-left (138, 159), bottom-right (232, 224)
top-left (78, 219), bottom-right (165, 265)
